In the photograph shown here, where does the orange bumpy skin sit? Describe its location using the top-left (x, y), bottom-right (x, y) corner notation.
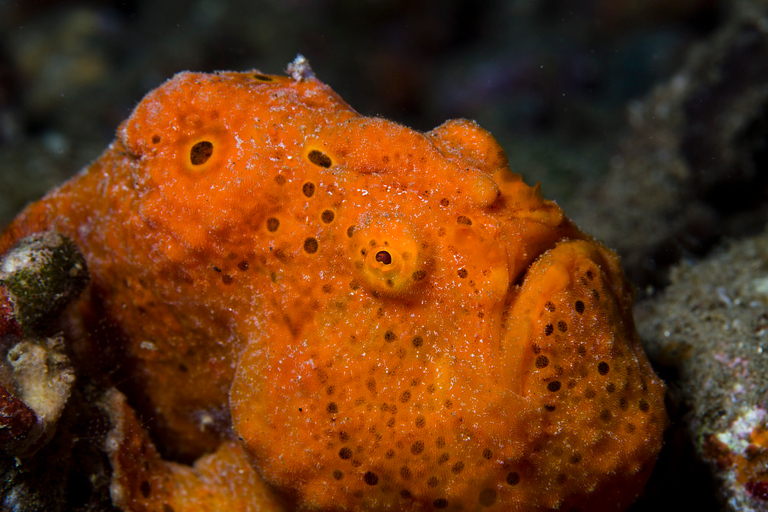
top-left (0, 66), bottom-right (666, 511)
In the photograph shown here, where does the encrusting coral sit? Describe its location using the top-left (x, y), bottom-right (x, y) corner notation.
top-left (0, 56), bottom-right (666, 511)
top-left (0, 233), bottom-right (86, 456)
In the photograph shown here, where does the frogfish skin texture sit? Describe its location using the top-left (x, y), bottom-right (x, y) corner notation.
top-left (0, 64), bottom-right (666, 511)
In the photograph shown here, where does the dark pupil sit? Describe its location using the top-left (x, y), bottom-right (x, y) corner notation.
top-left (375, 251), bottom-right (392, 265)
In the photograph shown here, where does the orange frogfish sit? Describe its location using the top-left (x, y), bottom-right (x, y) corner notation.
top-left (0, 57), bottom-right (666, 511)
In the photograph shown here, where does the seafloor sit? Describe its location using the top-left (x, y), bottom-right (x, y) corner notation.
top-left (1, 0), bottom-right (768, 510)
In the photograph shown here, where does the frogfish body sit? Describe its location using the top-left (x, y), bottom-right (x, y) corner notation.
top-left (0, 60), bottom-right (665, 512)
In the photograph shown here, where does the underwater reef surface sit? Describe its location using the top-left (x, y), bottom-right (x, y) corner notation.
top-left (3, 0), bottom-right (768, 511)
top-left (640, 228), bottom-right (768, 512)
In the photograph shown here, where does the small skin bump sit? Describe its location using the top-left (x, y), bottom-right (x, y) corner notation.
top-left (1, 66), bottom-right (667, 512)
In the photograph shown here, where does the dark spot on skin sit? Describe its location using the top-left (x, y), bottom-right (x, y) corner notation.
top-left (364, 472), bottom-right (378, 485)
top-left (140, 480), bottom-right (150, 498)
top-left (304, 238), bottom-right (319, 253)
top-left (439, 198), bottom-right (449, 207)
top-left (456, 215), bottom-right (472, 225)
top-left (302, 182), bottom-right (316, 197)
top-left (506, 472), bottom-right (520, 485)
top-left (213, 266), bottom-right (222, 272)
top-left (479, 489), bottom-right (497, 507)
top-left (333, 470), bottom-right (343, 480)
top-left (451, 462), bottom-right (464, 474)
top-left (151, 135), bottom-right (161, 144)
top-left (558, 321), bottom-right (567, 332)
top-left (411, 441), bottom-right (425, 454)
top-left (347, 226), bottom-right (356, 237)
top-left (547, 381), bottom-right (562, 392)
top-left (275, 175), bottom-right (286, 185)
top-left (575, 300), bottom-right (585, 314)
top-left (399, 391), bottom-right (411, 403)
top-left (308, 150), bottom-right (332, 168)
top-left (238, 261), bottom-right (249, 271)
top-left (544, 404), bottom-right (556, 412)
top-left (221, 274), bottom-right (233, 285)
top-left (178, 364), bottom-right (188, 372)
top-left (327, 402), bottom-right (338, 413)
top-left (339, 447), bottom-right (352, 459)
top-left (457, 268), bottom-right (468, 278)
top-left (412, 270), bottom-right (426, 281)
top-left (376, 251), bottom-right (392, 265)
top-left (415, 416), bottom-right (426, 428)
top-left (428, 476), bottom-right (439, 487)
top-left (190, 141), bottom-right (213, 165)
top-left (434, 498), bottom-right (448, 509)
top-left (266, 217), bottom-right (280, 232)
top-left (251, 73), bottom-right (273, 81)
top-left (545, 301), bottom-right (555, 312)
top-left (482, 449), bottom-right (492, 459)
top-left (544, 324), bottom-right (554, 336)
top-left (321, 210), bottom-right (335, 223)
top-left (598, 362), bottom-right (610, 375)
top-left (639, 399), bottom-right (650, 412)
top-left (412, 336), bottom-right (423, 348)
top-left (535, 355), bottom-right (549, 368)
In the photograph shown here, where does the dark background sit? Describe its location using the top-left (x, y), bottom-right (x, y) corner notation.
top-left (0, 0), bottom-right (721, 226)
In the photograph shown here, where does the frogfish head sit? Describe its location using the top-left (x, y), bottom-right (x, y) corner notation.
top-left (116, 70), bottom-right (665, 511)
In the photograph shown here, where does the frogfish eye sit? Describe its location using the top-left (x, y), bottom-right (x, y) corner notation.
top-left (375, 250), bottom-right (392, 265)
top-left (348, 219), bottom-right (428, 296)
